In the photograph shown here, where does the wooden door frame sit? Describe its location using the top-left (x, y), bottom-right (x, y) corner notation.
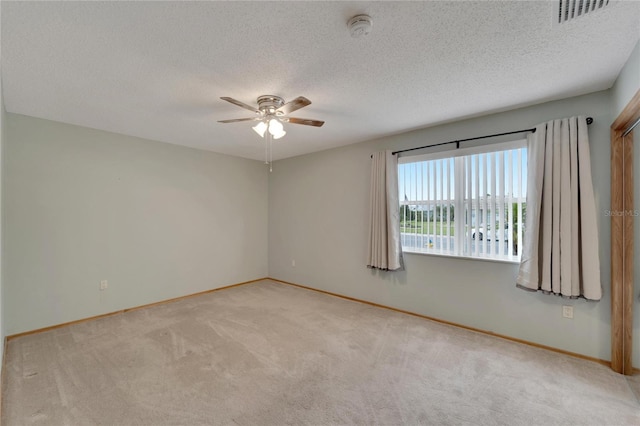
top-left (611, 89), bottom-right (640, 375)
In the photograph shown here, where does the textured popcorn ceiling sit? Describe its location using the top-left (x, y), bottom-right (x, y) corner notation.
top-left (2, 1), bottom-right (640, 161)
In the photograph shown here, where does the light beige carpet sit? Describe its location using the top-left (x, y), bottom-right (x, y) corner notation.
top-left (2, 279), bottom-right (639, 425)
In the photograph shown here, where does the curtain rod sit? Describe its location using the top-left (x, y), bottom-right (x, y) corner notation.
top-left (374, 117), bottom-right (593, 158)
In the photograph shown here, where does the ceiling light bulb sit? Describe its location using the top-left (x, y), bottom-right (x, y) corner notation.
top-left (268, 119), bottom-right (286, 139)
top-left (272, 130), bottom-right (286, 140)
top-left (252, 121), bottom-right (267, 138)
top-left (268, 119), bottom-right (283, 134)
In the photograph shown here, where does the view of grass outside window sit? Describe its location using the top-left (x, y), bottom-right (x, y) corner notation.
top-left (398, 140), bottom-right (527, 262)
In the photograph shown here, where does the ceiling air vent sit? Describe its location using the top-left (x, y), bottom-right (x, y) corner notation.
top-left (555, 0), bottom-right (612, 25)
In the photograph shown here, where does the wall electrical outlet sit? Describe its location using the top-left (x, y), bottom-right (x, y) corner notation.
top-left (562, 305), bottom-right (573, 319)
top-left (291, 259), bottom-right (296, 267)
top-left (100, 280), bottom-right (108, 291)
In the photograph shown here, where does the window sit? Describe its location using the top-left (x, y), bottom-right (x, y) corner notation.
top-left (398, 140), bottom-right (527, 262)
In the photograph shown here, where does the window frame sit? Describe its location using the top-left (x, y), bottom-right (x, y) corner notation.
top-left (398, 139), bottom-right (527, 263)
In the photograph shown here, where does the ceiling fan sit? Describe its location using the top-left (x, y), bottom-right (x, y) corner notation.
top-left (218, 95), bottom-right (324, 140)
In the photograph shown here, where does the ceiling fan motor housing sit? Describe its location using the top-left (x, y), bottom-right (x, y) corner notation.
top-left (256, 95), bottom-right (285, 115)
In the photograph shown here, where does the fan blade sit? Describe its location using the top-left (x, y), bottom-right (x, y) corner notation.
top-left (286, 117), bottom-right (325, 127)
top-left (276, 96), bottom-right (311, 115)
top-left (218, 117), bottom-right (260, 123)
top-left (220, 97), bottom-right (260, 114)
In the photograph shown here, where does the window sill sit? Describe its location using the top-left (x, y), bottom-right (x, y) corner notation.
top-left (402, 249), bottom-right (520, 265)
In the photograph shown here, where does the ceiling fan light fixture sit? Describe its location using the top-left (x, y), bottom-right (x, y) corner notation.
top-left (268, 119), bottom-right (285, 137)
top-left (253, 119), bottom-right (286, 139)
top-left (219, 95), bottom-right (324, 169)
top-left (252, 121), bottom-right (268, 137)
top-left (272, 129), bottom-right (286, 140)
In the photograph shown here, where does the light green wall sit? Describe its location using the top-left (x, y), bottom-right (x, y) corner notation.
top-left (4, 114), bottom-right (268, 335)
top-left (0, 0), bottom-right (5, 363)
top-left (269, 91), bottom-right (613, 361)
top-left (612, 39), bottom-right (640, 119)
top-left (0, 50), bottom-right (5, 366)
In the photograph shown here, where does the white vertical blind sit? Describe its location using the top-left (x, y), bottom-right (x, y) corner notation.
top-left (399, 140), bottom-right (526, 261)
top-left (498, 151), bottom-right (505, 257)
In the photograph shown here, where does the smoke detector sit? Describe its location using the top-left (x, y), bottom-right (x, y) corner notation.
top-left (348, 14), bottom-right (373, 38)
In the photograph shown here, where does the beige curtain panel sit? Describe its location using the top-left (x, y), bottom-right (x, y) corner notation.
top-left (367, 150), bottom-right (403, 271)
top-left (516, 116), bottom-right (601, 300)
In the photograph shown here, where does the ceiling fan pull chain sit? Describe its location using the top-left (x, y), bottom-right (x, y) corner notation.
top-left (264, 129), bottom-right (269, 165)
